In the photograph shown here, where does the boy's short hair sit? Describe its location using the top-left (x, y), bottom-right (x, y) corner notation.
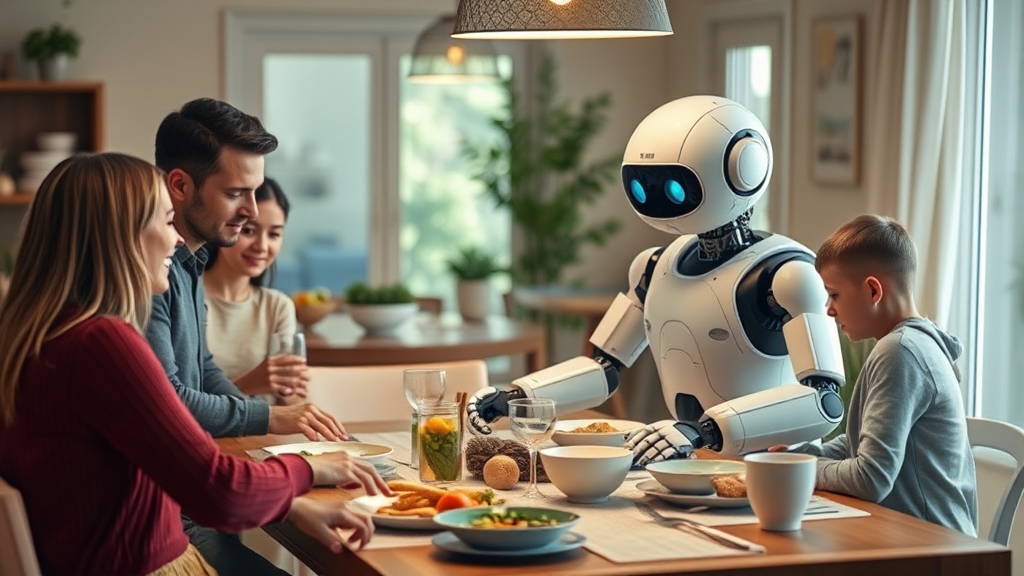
top-left (816, 215), bottom-right (918, 293)
top-left (154, 98), bottom-right (278, 188)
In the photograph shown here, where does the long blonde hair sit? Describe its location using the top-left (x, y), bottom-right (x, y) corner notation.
top-left (0, 153), bottom-right (163, 426)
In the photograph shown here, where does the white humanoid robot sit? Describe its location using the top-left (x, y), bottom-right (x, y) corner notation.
top-left (467, 95), bottom-right (846, 465)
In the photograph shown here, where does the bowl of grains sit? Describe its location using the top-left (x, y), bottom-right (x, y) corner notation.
top-left (550, 419), bottom-right (646, 448)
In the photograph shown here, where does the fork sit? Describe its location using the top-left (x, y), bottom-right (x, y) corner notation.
top-left (634, 501), bottom-right (765, 552)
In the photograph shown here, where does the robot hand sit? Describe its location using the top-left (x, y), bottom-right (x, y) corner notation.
top-left (466, 385), bottom-right (525, 435)
top-left (625, 419), bottom-right (695, 468)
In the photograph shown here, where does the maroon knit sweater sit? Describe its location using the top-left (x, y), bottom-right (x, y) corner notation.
top-left (0, 314), bottom-right (313, 576)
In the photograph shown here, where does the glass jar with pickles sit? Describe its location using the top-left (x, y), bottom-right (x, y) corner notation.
top-left (417, 401), bottom-right (463, 483)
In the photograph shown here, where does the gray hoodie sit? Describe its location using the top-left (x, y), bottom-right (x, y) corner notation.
top-left (794, 318), bottom-right (978, 535)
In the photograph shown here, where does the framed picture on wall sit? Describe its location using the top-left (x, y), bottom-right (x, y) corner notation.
top-left (811, 16), bottom-right (861, 185)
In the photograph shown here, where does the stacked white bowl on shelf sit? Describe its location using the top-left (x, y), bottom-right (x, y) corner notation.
top-left (19, 132), bottom-right (77, 193)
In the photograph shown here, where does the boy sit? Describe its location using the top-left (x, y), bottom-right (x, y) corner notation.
top-left (782, 214), bottom-right (977, 535)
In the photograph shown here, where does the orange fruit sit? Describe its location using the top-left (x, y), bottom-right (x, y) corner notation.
top-left (435, 492), bottom-right (475, 512)
top-left (424, 416), bottom-right (456, 434)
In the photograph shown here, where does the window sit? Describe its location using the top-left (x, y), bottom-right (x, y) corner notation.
top-left (225, 11), bottom-right (521, 311)
top-left (974, 0), bottom-right (1024, 424)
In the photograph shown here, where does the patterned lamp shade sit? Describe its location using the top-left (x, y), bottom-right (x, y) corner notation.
top-left (452, 0), bottom-right (673, 40)
top-left (409, 14), bottom-right (500, 83)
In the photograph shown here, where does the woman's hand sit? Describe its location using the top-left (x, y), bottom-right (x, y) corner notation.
top-left (267, 354), bottom-right (310, 399)
top-left (288, 497), bottom-right (375, 552)
top-left (303, 450), bottom-right (394, 495)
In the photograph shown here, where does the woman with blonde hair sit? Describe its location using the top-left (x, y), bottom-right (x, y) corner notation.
top-left (0, 153), bottom-right (390, 576)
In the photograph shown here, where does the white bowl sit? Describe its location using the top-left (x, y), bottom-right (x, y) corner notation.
top-left (645, 459), bottom-right (747, 495)
top-left (20, 151), bottom-right (70, 173)
top-left (347, 303), bottom-right (418, 335)
top-left (551, 419), bottom-right (646, 447)
top-left (539, 445), bottom-right (632, 503)
top-left (37, 132), bottom-right (77, 152)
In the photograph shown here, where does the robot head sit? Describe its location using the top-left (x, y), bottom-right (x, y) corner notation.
top-left (621, 96), bottom-right (773, 235)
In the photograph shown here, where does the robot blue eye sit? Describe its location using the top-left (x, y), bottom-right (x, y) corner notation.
top-left (665, 179), bottom-right (686, 204)
top-left (630, 179), bottom-right (647, 203)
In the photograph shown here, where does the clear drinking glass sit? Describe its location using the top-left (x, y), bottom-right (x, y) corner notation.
top-left (508, 398), bottom-right (557, 499)
top-left (417, 401), bottom-right (463, 484)
top-left (267, 333), bottom-right (307, 398)
top-left (403, 369), bottom-right (446, 469)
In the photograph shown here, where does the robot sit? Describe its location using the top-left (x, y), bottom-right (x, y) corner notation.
top-left (467, 95), bottom-right (846, 465)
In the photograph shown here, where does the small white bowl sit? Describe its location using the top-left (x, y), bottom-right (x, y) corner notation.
top-left (21, 151), bottom-right (70, 173)
top-left (37, 132), bottom-right (77, 153)
top-left (347, 303), bottom-right (418, 335)
top-left (540, 445), bottom-right (632, 503)
top-left (645, 459), bottom-right (746, 495)
top-left (551, 419), bottom-right (646, 447)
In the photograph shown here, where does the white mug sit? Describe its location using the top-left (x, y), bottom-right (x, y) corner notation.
top-left (744, 452), bottom-right (817, 531)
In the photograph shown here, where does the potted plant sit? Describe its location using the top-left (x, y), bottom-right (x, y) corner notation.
top-left (344, 281), bottom-right (418, 335)
top-left (21, 23), bottom-right (81, 81)
top-left (446, 246), bottom-right (505, 321)
top-left (462, 51), bottom-right (622, 289)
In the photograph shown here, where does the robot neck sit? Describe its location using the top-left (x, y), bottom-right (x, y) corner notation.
top-left (696, 209), bottom-right (758, 262)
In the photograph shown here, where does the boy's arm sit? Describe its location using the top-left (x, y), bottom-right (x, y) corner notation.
top-left (813, 340), bottom-right (924, 502)
top-left (148, 290), bottom-right (271, 438)
top-left (790, 435), bottom-right (849, 459)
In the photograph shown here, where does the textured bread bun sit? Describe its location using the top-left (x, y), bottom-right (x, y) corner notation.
top-left (483, 455), bottom-right (520, 490)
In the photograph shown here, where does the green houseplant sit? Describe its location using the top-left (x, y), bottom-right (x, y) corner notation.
top-left (21, 23), bottom-right (81, 81)
top-left (446, 246), bottom-right (506, 321)
top-left (344, 282), bottom-right (417, 335)
top-left (462, 52), bottom-right (622, 289)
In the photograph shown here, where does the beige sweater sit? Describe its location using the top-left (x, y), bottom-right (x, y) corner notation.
top-left (204, 287), bottom-right (297, 381)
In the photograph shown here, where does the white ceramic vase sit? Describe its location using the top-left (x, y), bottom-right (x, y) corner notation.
top-left (456, 279), bottom-right (491, 321)
top-left (38, 54), bottom-right (69, 81)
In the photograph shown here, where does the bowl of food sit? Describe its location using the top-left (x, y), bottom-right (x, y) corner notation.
top-left (550, 419), bottom-right (646, 447)
top-left (433, 506), bottom-right (579, 550)
top-left (645, 459), bottom-right (747, 495)
top-left (539, 445), bottom-right (632, 503)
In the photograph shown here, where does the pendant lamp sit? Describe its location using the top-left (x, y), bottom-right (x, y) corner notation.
top-left (452, 0), bottom-right (673, 40)
top-left (408, 14), bottom-right (500, 83)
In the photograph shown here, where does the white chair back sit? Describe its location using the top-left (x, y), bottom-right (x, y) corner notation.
top-left (0, 474), bottom-right (41, 576)
top-left (967, 416), bottom-right (1024, 566)
top-left (307, 360), bottom-right (489, 423)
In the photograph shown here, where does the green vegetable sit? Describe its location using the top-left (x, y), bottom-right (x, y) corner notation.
top-left (421, 429), bottom-right (460, 481)
top-left (299, 450), bottom-right (314, 456)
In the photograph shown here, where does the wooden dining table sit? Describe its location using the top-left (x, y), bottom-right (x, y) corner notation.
top-left (304, 312), bottom-right (546, 373)
top-left (216, 415), bottom-right (1009, 576)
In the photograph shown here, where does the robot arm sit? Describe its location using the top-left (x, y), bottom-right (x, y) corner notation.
top-left (686, 259), bottom-right (846, 455)
top-left (628, 258), bottom-right (847, 462)
top-left (466, 249), bottom-right (660, 434)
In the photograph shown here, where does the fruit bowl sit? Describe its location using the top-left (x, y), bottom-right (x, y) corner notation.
top-left (294, 300), bottom-right (338, 328)
top-left (347, 302), bottom-right (418, 335)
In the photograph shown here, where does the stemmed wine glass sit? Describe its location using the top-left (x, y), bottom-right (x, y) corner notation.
top-left (508, 398), bottom-right (557, 499)
top-left (403, 369), bottom-right (446, 469)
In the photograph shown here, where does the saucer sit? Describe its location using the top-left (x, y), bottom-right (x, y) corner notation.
top-left (431, 531), bottom-right (586, 557)
top-left (636, 479), bottom-right (750, 508)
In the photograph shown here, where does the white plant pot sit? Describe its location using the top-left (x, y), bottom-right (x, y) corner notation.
top-left (457, 279), bottom-right (491, 321)
top-left (38, 54), bottom-right (69, 82)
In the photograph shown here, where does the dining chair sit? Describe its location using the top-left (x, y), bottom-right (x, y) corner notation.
top-left (0, 474), bottom-right (41, 576)
top-left (306, 359), bottom-right (489, 423)
top-left (967, 416), bottom-right (1024, 551)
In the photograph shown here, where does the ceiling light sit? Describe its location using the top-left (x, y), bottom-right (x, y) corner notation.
top-left (409, 14), bottom-right (500, 83)
top-left (452, 0), bottom-right (673, 40)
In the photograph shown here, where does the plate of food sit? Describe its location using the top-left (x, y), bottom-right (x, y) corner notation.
top-left (551, 419), bottom-right (646, 447)
top-left (635, 479), bottom-right (750, 508)
top-left (350, 480), bottom-right (497, 530)
top-left (263, 441), bottom-right (394, 464)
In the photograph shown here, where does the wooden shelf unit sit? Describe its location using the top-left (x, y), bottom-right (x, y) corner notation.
top-left (0, 81), bottom-right (105, 197)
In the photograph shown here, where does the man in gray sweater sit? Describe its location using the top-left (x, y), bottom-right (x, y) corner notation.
top-left (148, 98), bottom-right (350, 575)
top-left (780, 215), bottom-right (977, 535)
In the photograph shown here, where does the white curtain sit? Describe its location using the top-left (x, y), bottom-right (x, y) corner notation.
top-left (866, 0), bottom-right (967, 326)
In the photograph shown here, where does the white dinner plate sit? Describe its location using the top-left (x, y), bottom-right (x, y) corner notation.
top-left (636, 479), bottom-right (750, 508)
top-left (431, 531), bottom-right (586, 557)
top-left (350, 494), bottom-right (439, 530)
top-left (263, 441), bottom-right (394, 464)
